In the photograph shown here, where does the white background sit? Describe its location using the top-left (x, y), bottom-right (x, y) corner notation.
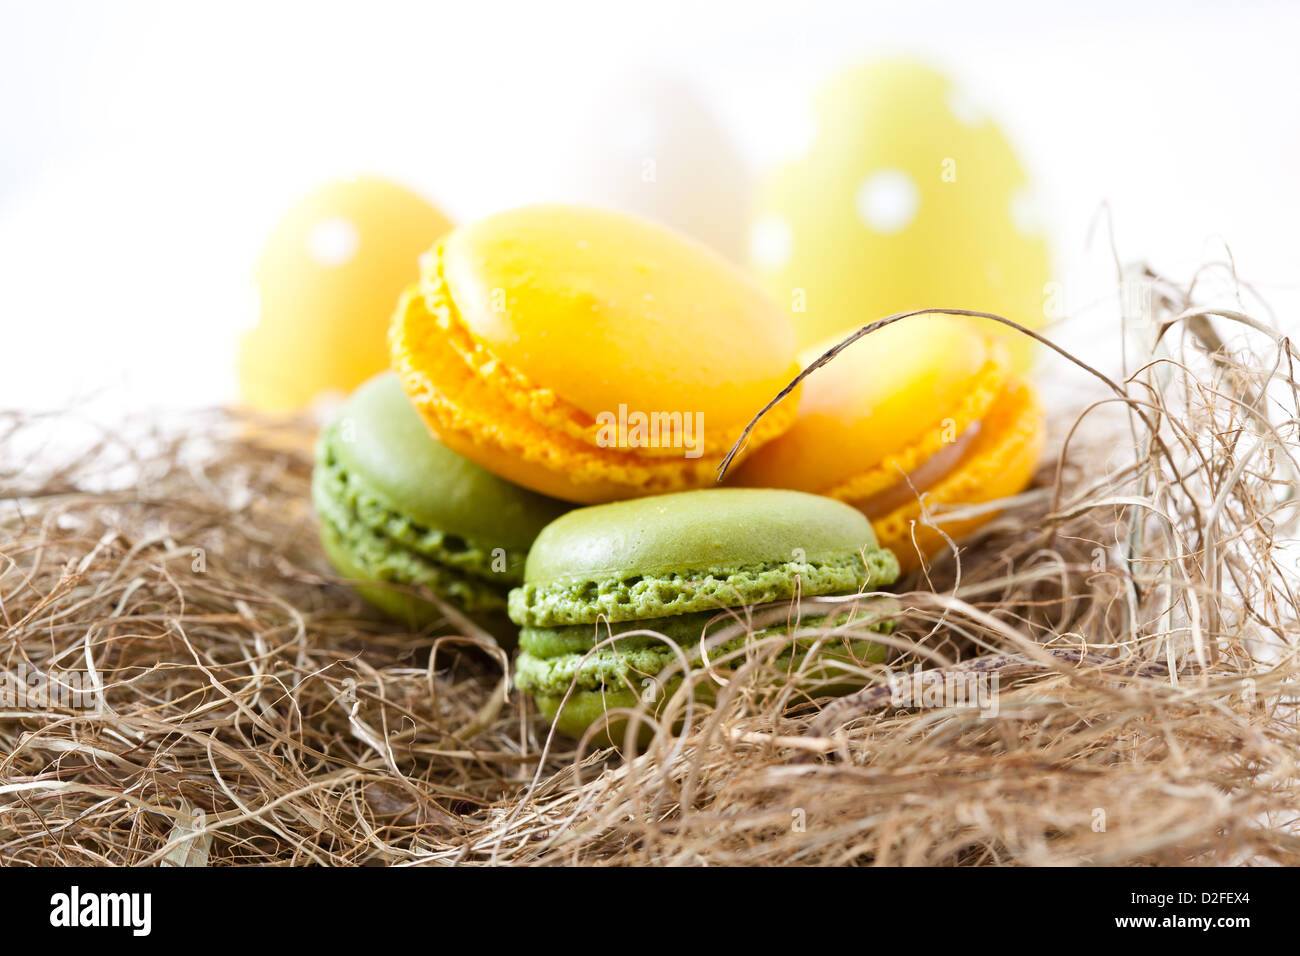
top-left (2, 0), bottom-right (1297, 414)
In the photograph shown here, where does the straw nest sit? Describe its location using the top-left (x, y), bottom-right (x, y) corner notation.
top-left (3, 265), bottom-right (1298, 866)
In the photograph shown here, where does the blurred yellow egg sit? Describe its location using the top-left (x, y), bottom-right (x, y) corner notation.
top-left (750, 60), bottom-right (1052, 372)
top-left (238, 177), bottom-right (452, 411)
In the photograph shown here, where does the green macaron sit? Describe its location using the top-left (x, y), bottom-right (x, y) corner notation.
top-left (509, 488), bottom-right (901, 739)
top-left (313, 372), bottom-right (570, 633)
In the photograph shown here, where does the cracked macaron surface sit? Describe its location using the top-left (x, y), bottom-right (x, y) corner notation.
top-left (731, 314), bottom-right (1045, 564)
top-left (312, 372), bottom-right (569, 627)
top-left (509, 488), bottom-right (900, 738)
top-left (390, 204), bottom-right (803, 504)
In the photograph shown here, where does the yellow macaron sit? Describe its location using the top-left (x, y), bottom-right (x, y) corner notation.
top-left (730, 315), bottom-right (1044, 565)
top-left (389, 204), bottom-right (801, 504)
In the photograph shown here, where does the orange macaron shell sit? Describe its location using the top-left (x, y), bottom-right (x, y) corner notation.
top-left (392, 282), bottom-right (719, 503)
top-left (730, 316), bottom-right (1045, 566)
top-left (734, 320), bottom-right (1011, 498)
top-left (391, 206), bottom-right (803, 503)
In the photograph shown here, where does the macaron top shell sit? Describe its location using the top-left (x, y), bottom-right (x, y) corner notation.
top-left (509, 488), bottom-right (899, 626)
top-left (327, 373), bottom-right (569, 551)
top-left (439, 205), bottom-right (798, 434)
top-left (526, 487), bottom-right (882, 581)
top-left (733, 315), bottom-right (1009, 500)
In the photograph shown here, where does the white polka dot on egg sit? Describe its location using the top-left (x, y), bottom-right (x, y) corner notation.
top-left (308, 217), bottom-right (360, 267)
top-left (856, 169), bottom-right (919, 234)
top-left (750, 214), bottom-right (794, 271)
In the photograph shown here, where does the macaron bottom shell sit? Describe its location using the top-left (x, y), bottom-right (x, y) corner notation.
top-left (527, 632), bottom-right (888, 746)
top-left (517, 608), bottom-right (891, 744)
top-left (534, 685), bottom-right (647, 743)
top-left (319, 517), bottom-right (451, 626)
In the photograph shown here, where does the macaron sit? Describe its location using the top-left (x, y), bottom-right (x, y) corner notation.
top-left (389, 204), bottom-right (802, 504)
top-left (509, 488), bottom-right (901, 739)
top-left (731, 315), bottom-right (1045, 565)
top-left (312, 372), bottom-right (569, 633)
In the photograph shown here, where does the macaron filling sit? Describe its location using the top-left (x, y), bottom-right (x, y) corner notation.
top-left (866, 380), bottom-right (1043, 555)
top-left (314, 428), bottom-right (518, 615)
top-left (518, 609), bottom-right (735, 658)
top-left (517, 603), bottom-right (890, 656)
top-left (515, 609), bottom-right (888, 696)
top-left (851, 421), bottom-right (982, 519)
